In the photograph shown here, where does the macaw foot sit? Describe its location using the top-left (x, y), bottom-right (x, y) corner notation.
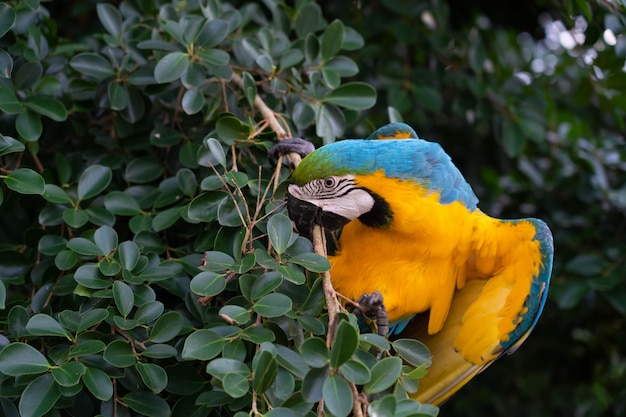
top-left (354, 291), bottom-right (389, 338)
top-left (268, 137), bottom-right (316, 166)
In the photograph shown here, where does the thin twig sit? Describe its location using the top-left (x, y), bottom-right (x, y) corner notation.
top-left (231, 73), bottom-right (302, 166)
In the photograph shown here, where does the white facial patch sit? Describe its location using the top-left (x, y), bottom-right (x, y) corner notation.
top-left (288, 175), bottom-right (375, 220)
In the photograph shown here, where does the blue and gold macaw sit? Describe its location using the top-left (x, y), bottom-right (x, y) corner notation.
top-left (282, 123), bottom-right (553, 405)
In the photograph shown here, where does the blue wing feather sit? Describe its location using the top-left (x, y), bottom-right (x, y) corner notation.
top-left (501, 218), bottom-right (554, 352)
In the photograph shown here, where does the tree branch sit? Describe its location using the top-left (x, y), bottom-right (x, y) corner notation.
top-left (233, 71), bottom-right (348, 413)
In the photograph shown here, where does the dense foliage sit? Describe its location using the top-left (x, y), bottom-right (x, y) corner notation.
top-left (0, 0), bottom-right (625, 416)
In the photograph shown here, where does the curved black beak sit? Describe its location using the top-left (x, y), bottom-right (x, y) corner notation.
top-left (287, 194), bottom-right (350, 240)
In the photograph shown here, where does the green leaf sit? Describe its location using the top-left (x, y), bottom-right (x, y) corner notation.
top-left (219, 305), bottom-right (251, 325)
top-left (103, 340), bottom-right (136, 367)
top-left (94, 225), bottom-right (118, 254)
top-left (0, 342), bottom-right (50, 376)
top-left (250, 271), bottom-right (282, 300)
top-left (96, 3), bottom-right (122, 38)
top-left (197, 48), bottom-right (230, 66)
top-left (18, 374), bottom-right (61, 417)
top-left (330, 319), bottom-right (359, 369)
top-left (280, 49), bottom-right (304, 70)
top-left (51, 361), bottom-right (86, 387)
top-left (501, 118), bottom-right (526, 157)
top-left (324, 82), bottom-right (377, 110)
top-left (8, 306), bottom-right (30, 339)
top-left (288, 252), bottom-right (331, 272)
top-left (300, 337), bottom-right (329, 368)
top-left (267, 213), bottom-right (294, 255)
top-left (565, 254), bottom-right (608, 276)
top-left (0, 134), bottom-right (25, 156)
top-left (26, 314), bottom-right (71, 338)
top-left (63, 208), bottom-right (89, 228)
top-left (364, 356), bottom-right (402, 394)
top-left (205, 137), bottom-right (226, 167)
top-left (16, 110), bottom-right (42, 141)
top-left (134, 301), bottom-right (164, 324)
top-left (118, 241), bottom-right (141, 271)
top-left (82, 367), bottom-right (113, 400)
top-left (302, 365), bottom-right (329, 402)
top-left (76, 309), bottom-right (109, 332)
top-left (154, 52), bottom-right (190, 84)
top-left (135, 362), bottom-right (168, 394)
top-left (253, 293), bottom-right (292, 318)
top-left (190, 270), bottom-right (226, 297)
top-left (123, 391), bottom-right (171, 417)
top-left (0, 280), bottom-right (5, 309)
top-left (182, 88), bottom-right (205, 115)
top-left (70, 53), bottom-right (114, 80)
top-left (215, 115), bottom-right (250, 145)
top-left (113, 281), bottom-right (135, 318)
top-left (222, 372), bottom-right (249, 398)
top-left (149, 311), bottom-right (183, 343)
top-left (253, 349), bottom-right (278, 394)
top-left (176, 168), bottom-right (197, 196)
top-left (74, 264), bottom-right (111, 289)
top-left (242, 71), bottom-right (256, 107)
top-left (42, 184), bottom-right (73, 204)
top-left (138, 263), bottom-right (182, 282)
top-left (392, 339), bottom-right (432, 367)
top-left (108, 81), bottom-right (129, 110)
top-left (206, 358), bottom-right (251, 380)
top-left (339, 359), bottom-right (371, 385)
top-left (23, 96), bottom-right (67, 121)
top-left (182, 329), bottom-right (225, 360)
top-left (359, 333), bottom-right (390, 352)
top-left (341, 26), bottom-right (364, 51)
top-left (0, 49), bottom-right (11, 78)
top-left (150, 126), bottom-right (182, 147)
top-left (316, 103), bottom-right (345, 143)
top-left (68, 340), bottom-right (106, 358)
top-left (152, 206), bottom-right (181, 232)
top-left (67, 237), bottom-right (103, 256)
top-left (0, 86), bottom-right (23, 114)
top-left (321, 20), bottom-right (345, 62)
top-left (0, 3), bottom-right (16, 38)
top-left (15, 61), bottom-right (41, 89)
top-left (104, 191), bottom-right (142, 216)
top-left (78, 165), bottom-right (112, 200)
top-left (124, 156), bottom-right (164, 184)
top-left (265, 409), bottom-right (302, 417)
top-left (217, 196), bottom-right (244, 227)
top-left (295, 3), bottom-right (324, 39)
top-left (5, 168), bottom-right (45, 195)
top-left (277, 264), bottom-right (305, 285)
top-left (325, 56), bottom-right (358, 77)
top-left (413, 85), bottom-right (443, 112)
top-left (196, 18), bottom-right (229, 47)
top-left (323, 374), bottom-right (353, 417)
top-left (141, 344), bottom-right (177, 359)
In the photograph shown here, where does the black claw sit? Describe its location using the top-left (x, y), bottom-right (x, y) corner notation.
top-left (269, 137), bottom-right (316, 164)
top-left (355, 291), bottom-right (389, 338)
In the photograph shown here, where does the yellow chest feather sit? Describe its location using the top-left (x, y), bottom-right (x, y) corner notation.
top-left (328, 172), bottom-right (542, 340)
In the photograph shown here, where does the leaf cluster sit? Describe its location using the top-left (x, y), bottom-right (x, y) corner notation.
top-left (0, 1), bottom-right (433, 417)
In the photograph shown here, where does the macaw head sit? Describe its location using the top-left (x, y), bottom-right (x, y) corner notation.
top-left (286, 123), bottom-right (478, 237)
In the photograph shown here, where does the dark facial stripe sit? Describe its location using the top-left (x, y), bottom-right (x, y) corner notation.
top-left (302, 177), bottom-right (356, 200)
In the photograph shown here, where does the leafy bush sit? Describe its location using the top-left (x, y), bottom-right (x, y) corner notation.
top-left (0, 1), bottom-right (437, 417)
top-left (2, 0), bottom-right (626, 417)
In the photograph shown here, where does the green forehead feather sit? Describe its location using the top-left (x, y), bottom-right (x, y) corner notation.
top-left (291, 145), bottom-right (355, 185)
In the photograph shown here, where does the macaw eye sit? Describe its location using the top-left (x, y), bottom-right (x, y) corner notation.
top-left (323, 177), bottom-right (336, 187)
